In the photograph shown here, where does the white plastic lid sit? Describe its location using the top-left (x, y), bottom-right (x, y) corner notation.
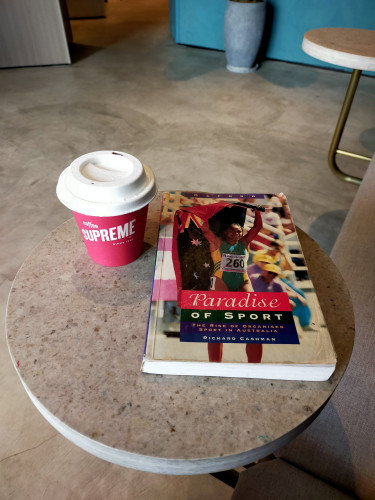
top-left (56, 151), bottom-right (157, 216)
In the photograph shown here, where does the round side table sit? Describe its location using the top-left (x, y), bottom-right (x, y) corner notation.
top-left (6, 196), bottom-right (354, 475)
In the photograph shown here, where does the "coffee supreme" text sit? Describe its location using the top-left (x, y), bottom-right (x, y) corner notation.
top-left (81, 220), bottom-right (135, 242)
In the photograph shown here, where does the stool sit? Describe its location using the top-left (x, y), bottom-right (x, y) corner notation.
top-left (302, 28), bottom-right (375, 185)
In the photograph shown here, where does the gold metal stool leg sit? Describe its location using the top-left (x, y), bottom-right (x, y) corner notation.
top-left (328, 69), bottom-right (371, 185)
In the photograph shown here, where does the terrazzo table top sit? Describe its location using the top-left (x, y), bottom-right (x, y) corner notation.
top-left (302, 28), bottom-right (375, 71)
top-left (6, 195), bottom-right (354, 474)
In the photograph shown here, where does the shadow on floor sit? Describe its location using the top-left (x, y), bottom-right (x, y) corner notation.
top-left (359, 127), bottom-right (375, 153)
top-left (258, 59), bottom-right (319, 89)
top-left (164, 44), bottom-right (224, 81)
top-left (69, 43), bottom-right (102, 63)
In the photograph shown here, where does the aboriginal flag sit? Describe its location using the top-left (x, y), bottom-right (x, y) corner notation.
top-left (172, 201), bottom-right (247, 306)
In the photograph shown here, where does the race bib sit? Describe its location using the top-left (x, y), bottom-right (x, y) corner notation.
top-left (221, 253), bottom-right (246, 273)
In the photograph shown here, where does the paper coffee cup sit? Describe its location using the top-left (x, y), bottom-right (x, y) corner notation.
top-left (56, 151), bottom-right (157, 266)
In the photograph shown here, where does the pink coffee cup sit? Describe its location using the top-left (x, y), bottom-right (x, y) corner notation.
top-left (72, 206), bottom-right (148, 266)
top-left (56, 151), bottom-right (157, 266)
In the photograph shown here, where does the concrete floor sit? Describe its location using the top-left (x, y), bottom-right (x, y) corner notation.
top-left (1, 0), bottom-right (374, 498)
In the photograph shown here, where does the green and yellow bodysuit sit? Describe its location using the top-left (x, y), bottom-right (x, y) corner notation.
top-left (211, 240), bottom-right (250, 291)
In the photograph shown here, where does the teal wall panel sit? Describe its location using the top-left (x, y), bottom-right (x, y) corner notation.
top-left (174, 0), bottom-right (226, 50)
top-left (170, 0), bottom-right (375, 74)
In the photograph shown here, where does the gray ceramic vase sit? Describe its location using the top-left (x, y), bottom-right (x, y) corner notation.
top-left (224, 0), bottom-right (266, 73)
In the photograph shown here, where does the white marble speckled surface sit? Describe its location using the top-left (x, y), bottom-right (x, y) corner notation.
top-left (6, 196), bottom-right (354, 474)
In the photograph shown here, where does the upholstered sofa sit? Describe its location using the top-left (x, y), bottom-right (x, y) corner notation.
top-left (231, 155), bottom-right (375, 499)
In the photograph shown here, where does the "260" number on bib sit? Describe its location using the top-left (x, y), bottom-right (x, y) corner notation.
top-left (221, 253), bottom-right (246, 273)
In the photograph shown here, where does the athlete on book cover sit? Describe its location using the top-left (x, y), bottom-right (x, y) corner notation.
top-left (172, 198), bottom-right (278, 363)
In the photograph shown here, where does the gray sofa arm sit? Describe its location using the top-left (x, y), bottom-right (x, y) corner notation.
top-left (231, 155), bottom-right (375, 499)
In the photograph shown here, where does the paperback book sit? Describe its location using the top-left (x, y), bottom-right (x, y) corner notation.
top-left (141, 191), bottom-right (336, 381)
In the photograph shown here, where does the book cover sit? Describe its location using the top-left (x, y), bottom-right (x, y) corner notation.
top-left (142, 191), bottom-right (336, 381)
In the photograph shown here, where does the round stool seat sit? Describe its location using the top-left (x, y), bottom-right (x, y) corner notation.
top-left (302, 28), bottom-right (375, 71)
